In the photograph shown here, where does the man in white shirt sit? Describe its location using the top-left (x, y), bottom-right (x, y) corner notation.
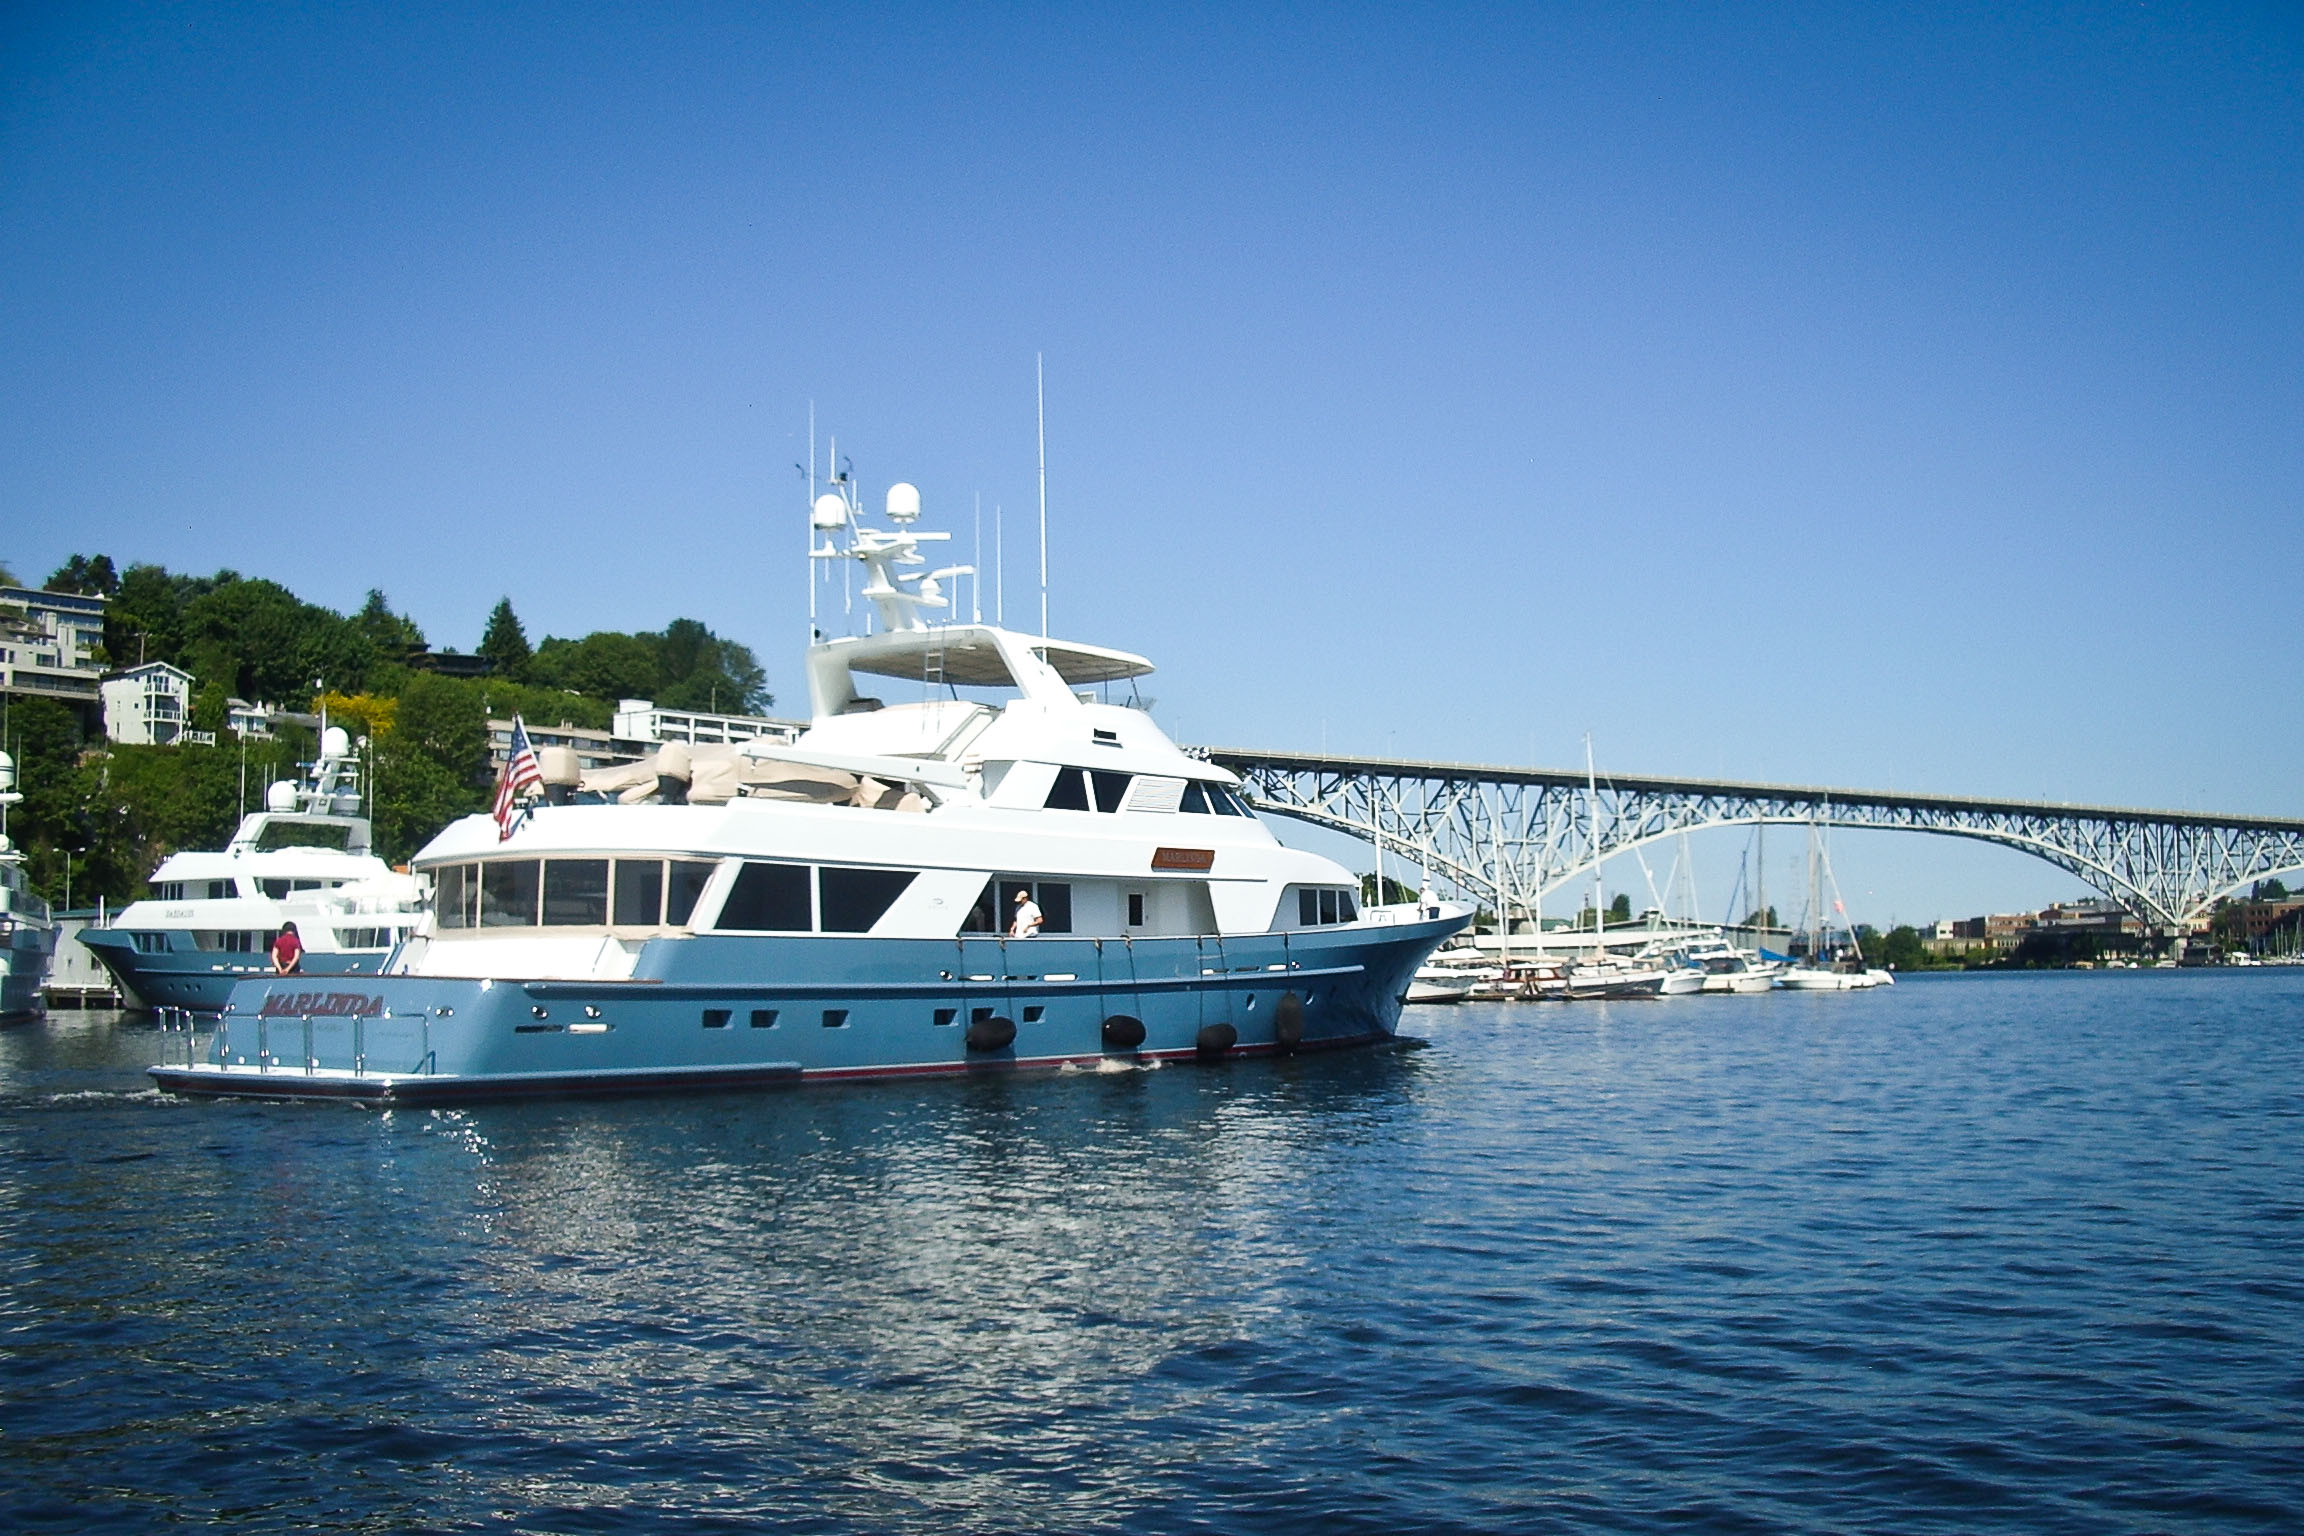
top-left (1009, 889), bottom-right (1044, 938)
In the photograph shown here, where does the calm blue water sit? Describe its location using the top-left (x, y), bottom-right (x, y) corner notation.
top-left (3, 971), bottom-right (2299, 1534)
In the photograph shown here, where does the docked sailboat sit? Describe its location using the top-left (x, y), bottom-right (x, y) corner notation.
top-left (1776, 818), bottom-right (1892, 990)
top-left (151, 473), bottom-right (1469, 1100)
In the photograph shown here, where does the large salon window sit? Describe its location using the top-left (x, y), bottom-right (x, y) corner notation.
top-left (542, 859), bottom-right (609, 926)
top-left (435, 856), bottom-right (718, 930)
top-left (819, 866), bottom-right (917, 933)
top-left (716, 861), bottom-right (811, 932)
top-left (613, 859), bottom-right (663, 926)
top-left (480, 860), bottom-right (539, 927)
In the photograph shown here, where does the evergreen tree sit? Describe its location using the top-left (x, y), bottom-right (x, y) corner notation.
top-left (355, 589), bottom-right (426, 658)
top-left (45, 554), bottom-right (119, 597)
top-left (479, 598), bottom-right (531, 679)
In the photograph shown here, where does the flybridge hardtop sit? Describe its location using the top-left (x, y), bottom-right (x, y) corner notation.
top-left (151, 470), bottom-right (1468, 1101)
top-left (84, 727), bottom-right (423, 1011)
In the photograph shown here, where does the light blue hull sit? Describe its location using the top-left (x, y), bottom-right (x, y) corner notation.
top-left (81, 928), bottom-right (391, 1013)
top-left (148, 916), bottom-right (1465, 1101)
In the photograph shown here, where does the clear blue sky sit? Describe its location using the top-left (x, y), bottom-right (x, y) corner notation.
top-left (4, 2), bottom-right (2298, 923)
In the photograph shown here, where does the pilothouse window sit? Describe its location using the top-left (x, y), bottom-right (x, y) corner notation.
top-left (1043, 768), bottom-right (1092, 811)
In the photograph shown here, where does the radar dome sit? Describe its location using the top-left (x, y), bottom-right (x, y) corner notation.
top-left (885, 482), bottom-right (922, 523)
top-left (0, 749), bottom-right (13, 791)
top-left (266, 780), bottom-right (298, 812)
top-left (812, 494), bottom-right (849, 530)
top-left (321, 725), bottom-right (352, 759)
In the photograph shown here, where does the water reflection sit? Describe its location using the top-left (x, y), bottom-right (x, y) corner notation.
top-left (370, 1051), bottom-right (1439, 1527)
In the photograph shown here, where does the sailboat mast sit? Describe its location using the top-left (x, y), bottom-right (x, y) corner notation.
top-left (1585, 735), bottom-right (1602, 956)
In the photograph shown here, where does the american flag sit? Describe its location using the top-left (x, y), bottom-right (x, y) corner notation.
top-left (493, 716), bottom-right (545, 840)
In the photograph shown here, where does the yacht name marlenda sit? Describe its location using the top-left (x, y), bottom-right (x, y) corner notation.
top-left (258, 990), bottom-right (386, 1018)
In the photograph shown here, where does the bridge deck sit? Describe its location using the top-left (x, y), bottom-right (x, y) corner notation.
top-left (1198, 747), bottom-right (2304, 835)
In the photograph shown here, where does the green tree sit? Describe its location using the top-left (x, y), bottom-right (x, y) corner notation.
top-left (103, 562), bottom-right (213, 670)
top-left (1875, 925), bottom-right (1927, 970)
top-left (189, 678), bottom-right (231, 735)
top-left (652, 617), bottom-right (770, 712)
top-left (395, 673), bottom-right (489, 787)
top-left (181, 577), bottom-right (377, 703)
top-left (355, 589), bottom-right (426, 659)
top-left (529, 631), bottom-right (660, 702)
top-left (527, 618), bottom-right (770, 712)
top-left (1360, 873), bottom-right (1418, 905)
top-left (1607, 892), bottom-right (1632, 923)
top-left (371, 741), bottom-right (482, 864)
top-left (46, 554), bottom-right (119, 597)
top-left (479, 598), bottom-right (532, 680)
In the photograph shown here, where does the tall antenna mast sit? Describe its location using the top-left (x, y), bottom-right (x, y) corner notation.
top-left (1036, 351), bottom-right (1048, 637)
top-left (806, 401), bottom-right (817, 631)
top-left (972, 492), bottom-right (983, 623)
top-left (995, 503), bottom-right (1005, 625)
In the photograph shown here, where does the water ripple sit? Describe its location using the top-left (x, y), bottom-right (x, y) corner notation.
top-left (2, 974), bottom-right (2300, 1532)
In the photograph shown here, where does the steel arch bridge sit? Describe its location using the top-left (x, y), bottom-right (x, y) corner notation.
top-left (1199, 748), bottom-right (2304, 931)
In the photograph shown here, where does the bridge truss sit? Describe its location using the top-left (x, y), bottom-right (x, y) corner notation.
top-left (1201, 749), bottom-right (2304, 931)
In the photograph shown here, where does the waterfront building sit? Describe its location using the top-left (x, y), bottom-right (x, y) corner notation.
top-left (1984, 910), bottom-right (2040, 947)
top-left (2038, 898), bottom-right (2142, 938)
top-left (0, 586), bottom-right (107, 723)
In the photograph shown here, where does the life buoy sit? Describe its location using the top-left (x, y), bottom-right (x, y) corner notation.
top-left (1101, 1014), bottom-right (1146, 1050)
top-left (965, 1015), bottom-right (1016, 1052)
top-left (1195, 1022), bottom-right (1237, 1059)
top-left (1273, 991), bottom-right (1305, 1051)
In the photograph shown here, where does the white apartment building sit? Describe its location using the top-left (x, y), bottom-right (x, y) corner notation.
top-left (101, 661), bottom-right (198, 745)
top-left (0, 586), bottom-right (107, 714)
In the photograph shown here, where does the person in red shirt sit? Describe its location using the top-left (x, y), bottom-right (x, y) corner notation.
top-left (271, 922), bottom-right (303, 975)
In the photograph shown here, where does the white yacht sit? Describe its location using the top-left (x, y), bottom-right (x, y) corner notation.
top-left (84, 729), bottom-right (422, 1010)
top-left (152, 476), bottom-right (1470, 1100)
